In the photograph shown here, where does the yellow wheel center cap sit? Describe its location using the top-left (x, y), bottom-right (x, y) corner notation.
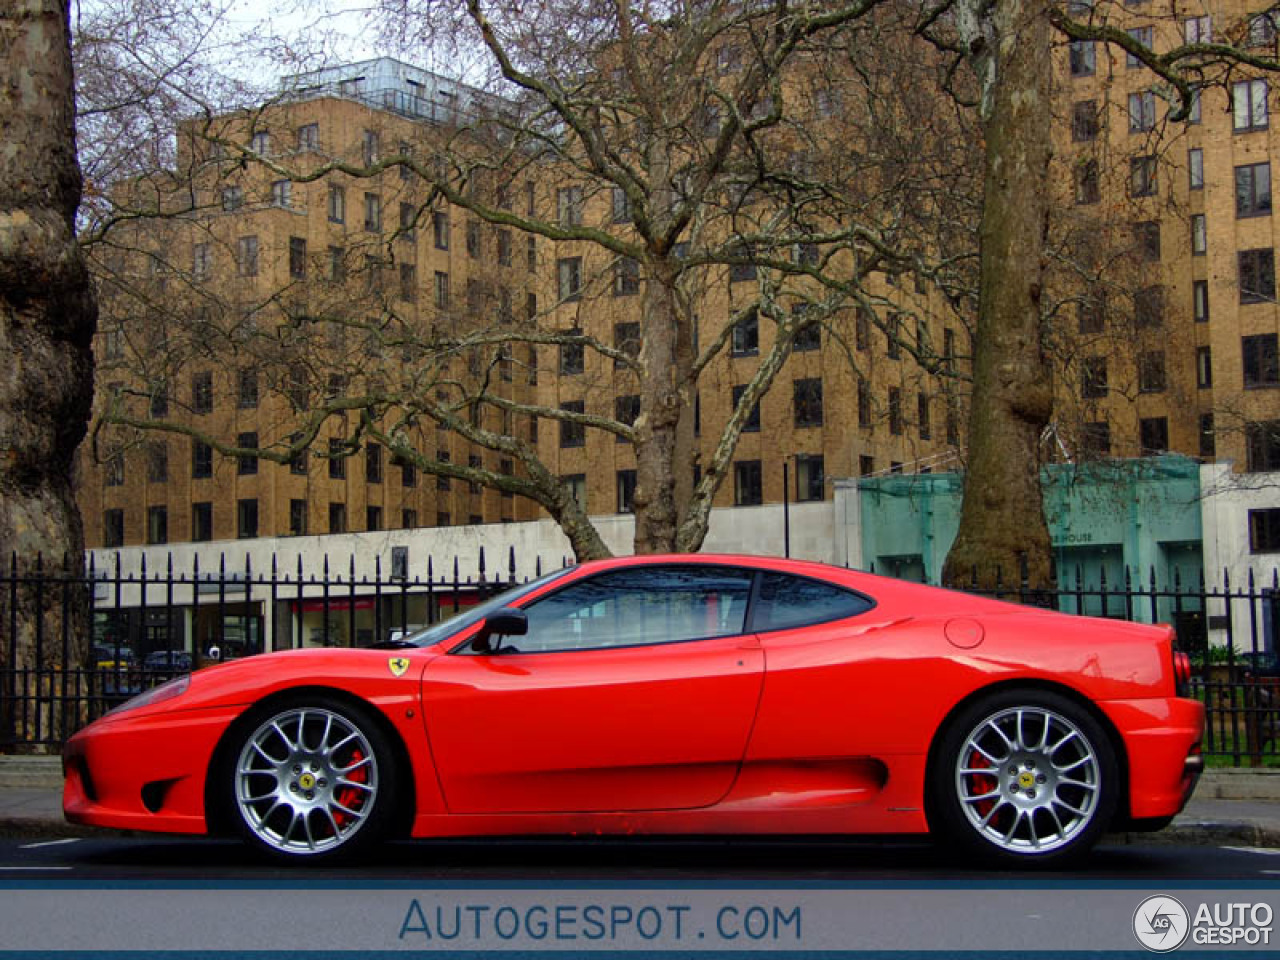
top-left (299, 773), bottom-right (316, 790)
top-left (1017, 772), bottom-right (1035, 789)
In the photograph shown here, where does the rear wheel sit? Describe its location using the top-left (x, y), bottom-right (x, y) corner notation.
top-left (225, 696), bottom-right (397, 862)
top-left (930, 689), bottom-right (1118, 867)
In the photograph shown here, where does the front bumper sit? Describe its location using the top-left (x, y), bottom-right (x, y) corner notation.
top-left (63, 705), bottom-right (242, 834)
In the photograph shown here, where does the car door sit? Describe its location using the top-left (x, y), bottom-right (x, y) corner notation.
top-left (421, 564), bottom-right (764, 814)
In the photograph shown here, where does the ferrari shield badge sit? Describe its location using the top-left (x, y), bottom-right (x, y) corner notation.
top-left (388, 657), bottom-right (410, 677)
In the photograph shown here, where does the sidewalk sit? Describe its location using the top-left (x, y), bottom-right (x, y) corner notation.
top-left (2, 757), bottom-right (1278, 845)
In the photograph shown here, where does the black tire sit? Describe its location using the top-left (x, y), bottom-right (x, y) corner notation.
top-left (928, 688), bottom-right (1118, 868)
top-left (219, 694), bottom-right (399, 863)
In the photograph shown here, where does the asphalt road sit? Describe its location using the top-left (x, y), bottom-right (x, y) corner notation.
top-left (2, 834), bottom-right (1280, 881)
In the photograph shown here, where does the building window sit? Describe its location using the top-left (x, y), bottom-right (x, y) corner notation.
top-left (1200, 412), bottom-right (1216, 458)
top-left (236, 432), bottom-right (258, 475)
top-left (732, 385), bottom-right (761, 432)
top-left (1126, 27), bottom-right (1152, 68)
top-left (289, 236), bottom-right (307, 279)
top-left (401, 508), bottom-right (419, 530)
top-left (734, 460), bottom-right (762, 506)
top-left (795, 454), bottom-right (824, 502)
top-left (436, 511), bottom-right (450, 528)
top-left (1134, 221), bottom-right (1160, 261)
top-left (191, 502), bottom-right (212, 542)
top-left (612, 187), bottom-right (632, 223)
top-left (557, 186), bottom-right (583, 227)
top-left (433, 271), bottom-right (450, 310)
top-left (328, 438), bottom-right (346, 479)
top-left (237, 498), bottom-right (258, 539)
top-left (1081, 421), bottom-right (1110, 457)
top-left (289, 499), bottom-right (307, 537)
top-left (270, 179), bottom-right (290, 207)
top-left (362, 128), bottom-right (379, 165)
top-left (732, 310), bottom-right (759, 356)
top-left (329, 245), bottom-right (345, 281)
top-left (1251, 11), bottom-right (1279, 45)
top-left (364, 192), bottom-right (381, 231)
top-left (1247, 421), bottom-right (1280, 471)
top-left (1128, 90), bottom-right (1155, 132)
top-left (1189, 148), bottom-right (1204, 190)
top-left (1069, 41), bottom-right (1095, 77)
top-left (1236, 162), bottom-right (1272, 217)
top-left (192, 371), bottom-right (213, 414)
top-left (793, 305), bottom-right (820, 351)
top-left (1071, 100), bottom-right (1098, 141)
top-left (103, 509), bottom-right (124, 548)
top-left (1081, 356), bottom-right (1108, 398)
top-left (1139, 417), bottom-right (1169, 454)
top-left (1075, 158), bottom-right (1099, 205)
top-left (613, 321), bottom-right (640, 367)
top-left (614, 394), bottom-right (639, 440)
top-left (1249, 509), bottom-right (1280, 552)
top-left (1240, 249), bottom-right (1276, 303)
top-left (436, 450), bottom-right (451, 491)
top-left (616, 469), bottom-right (637, 513)
top-left (1243, 333), bottom-right (1280, 387)
top-left (145, 506), bottom-right (167, 545)
top-left (1078, 294), bottom-right (1105, 334)
top-left (613, 257), bottom-right (640, 296)
top-left (793, 378), bottom-right (823, 428)
top-left (496, 229), bottom-right (512, 267)
top-left (857, 378), bottom-right (871, 427)
top-left (366, 443), bottom-right (383, 483)
top-left (329, 502), bottom-right (347, 534)
top-left (1138, 351), bottom-right (1166, 393)
top-left (394, 454), bottom-right (416, 487)
top-left (1233, 79), bottom-right (1269, 132)
top-left (560, 328), bottom-right (584, 374)
top-left (103, 451), bottom-right (124, 487)
top-left (1134, 285), bottom-right (1163, 327)
top-left (237, 236), bottom-right (258, 277)
top-left (1130, 155), bottom-right (1156, 197)
top-left (192, 440), bottom-right (212, 479)
top-left (1193, 280), bottom-right (1209, 323)
top-left (1191, 214), bottom-right (1207, 255)
top-left (191, 243), bottom-right (211, 280)
top-left (855, 308), bottom-right (870, 351)
top-left (237, 369), bottom-right (258, 409)
top-left (888, 387), bottom-right (903, 435)
top-left (1196, 346), bottom-right (1213, 388)
top-left (527, 235), bottom-right (537, 273)
top-left (918, 393), bottom-right (932, 440)
top-left (366, 506), bottom-right (383, 532)
top-left (1184, 15), bottom-right (1212, 43)
top-left (433, 210), bottom-right (449, 249)
top-left (399, 263), bottom-right (416, 302)
top-left (328, 184), bottom-right (345, 223)
top-left (142, 441), bottom-right (166, 483)
top-left (221, 186), bottom-right (243, 211)
top-left (858, 455), bottom-right (875, 477)
top-left (729, 251), bottom-right (757, 283)
top-left (560, 400), bottom-right (585, 447)
top-left (557, 257), bottom-right (582, 301)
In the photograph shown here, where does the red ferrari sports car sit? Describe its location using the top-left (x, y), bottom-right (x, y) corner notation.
top-left (64, 554), bottom-right (1204, 866)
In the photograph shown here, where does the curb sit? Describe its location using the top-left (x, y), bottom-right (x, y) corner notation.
top-left (1113, 821), bottom-right (1280, 849)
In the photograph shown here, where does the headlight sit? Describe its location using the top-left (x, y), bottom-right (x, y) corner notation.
top-left (106, 675), bottom-right (191, 717)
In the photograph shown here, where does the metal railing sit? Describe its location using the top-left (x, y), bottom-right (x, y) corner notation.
top-left (3, 552), bottom-right (1278, 763)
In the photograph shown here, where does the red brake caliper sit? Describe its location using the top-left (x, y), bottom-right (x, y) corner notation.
top-left (969, 749), bottom-right (996, 819)
top-left (332, 748), bottom-right (367, 830)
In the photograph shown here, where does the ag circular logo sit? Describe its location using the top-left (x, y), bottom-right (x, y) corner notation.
top-left (1133, 895), bottom-right (1190, 952)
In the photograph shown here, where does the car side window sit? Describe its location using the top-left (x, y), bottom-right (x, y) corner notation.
top-left (510, 565), bottom-right (755, 653)
top-left (750, 572), bottom-right (873, 632)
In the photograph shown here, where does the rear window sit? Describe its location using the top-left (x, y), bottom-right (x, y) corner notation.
top-left (750, 572), bottom-right (873, 632)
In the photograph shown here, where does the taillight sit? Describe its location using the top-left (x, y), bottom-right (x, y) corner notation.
top-left (1174, 650), bottom-right (1192, 696)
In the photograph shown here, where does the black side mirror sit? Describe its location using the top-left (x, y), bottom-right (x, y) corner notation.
top-left (470, 607), bottom-right (528, 653)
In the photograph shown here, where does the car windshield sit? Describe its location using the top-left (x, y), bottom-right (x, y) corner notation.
top-left (402, 567), bottom-right (575, 648)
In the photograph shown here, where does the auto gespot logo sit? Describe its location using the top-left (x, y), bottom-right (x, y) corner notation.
top-left (1134, 895), bottom-right (1275, 951)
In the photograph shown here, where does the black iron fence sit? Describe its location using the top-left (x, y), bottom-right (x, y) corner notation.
top-left (2, 551), bottom-right (1279, 764)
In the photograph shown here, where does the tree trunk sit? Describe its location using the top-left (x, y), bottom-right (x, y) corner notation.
top-left (0, 0), bottom-right (97, 742)
top-left (632, 267), bottom-right (690, 555)
top-left (942, 0), bottom-right (1055, 594)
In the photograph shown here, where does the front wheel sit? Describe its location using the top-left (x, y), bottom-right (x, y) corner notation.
top-left (225, 697), bottom-right (398, 862)
top-left (929, 689), bottom-right (1118, 867)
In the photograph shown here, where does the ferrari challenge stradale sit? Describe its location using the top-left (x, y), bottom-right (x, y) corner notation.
top-left (64, 555), bottom-right (1205, 867)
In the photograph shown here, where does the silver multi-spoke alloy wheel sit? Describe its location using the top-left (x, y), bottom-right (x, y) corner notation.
top-left (234, 706), bottom-right (380, 856)
top-left (954, 705), bottom-right (1101, 854)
